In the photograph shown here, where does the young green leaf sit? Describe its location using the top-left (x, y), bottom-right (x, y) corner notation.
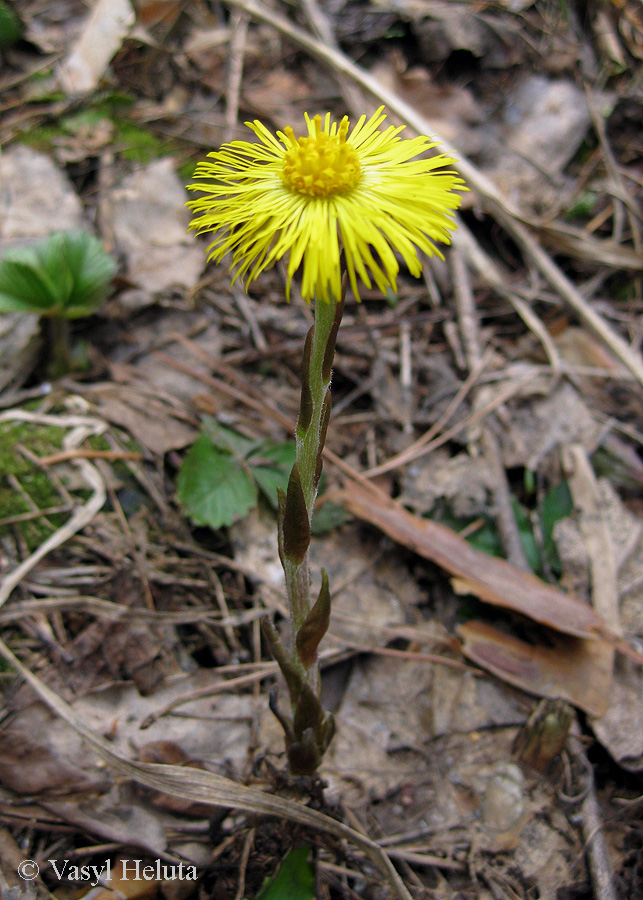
top-left (0, 254), bottom-right (61, 314)
top-left (250, 440), bottom-right (296, 507)
top-left (177, 425), bottom-right (346, 535)
top-left (203, 419), bottom-right (261, 459)
top-left (0, 231), bottom-right (116, 318)
top-left (177, 433), bottom-right (257, 529)
top-left (310, 499), bottom-right (350, 535)
top-left (511, 497), bottom-right (541, 573)
top-left (539, 480), bottom-right (573, 573)
top-left (253, 847), bottom-right (314, 900)
top-left (0, 2), bottom-right (22, 47)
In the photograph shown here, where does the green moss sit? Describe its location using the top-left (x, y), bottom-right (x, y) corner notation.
top-left (112, 120), bottom-right (170, 162)
top-left (20, 124), bottom-right (67, 152)
top-left (18, 92), bottom-right (177, 164)
top-left (0, 420), bottom-right (69, 549)
top-left (0, 414), bottom-right (150, 551)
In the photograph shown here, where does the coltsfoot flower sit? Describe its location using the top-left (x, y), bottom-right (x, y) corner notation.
top-left (187, 107), bottom-right (466, 303)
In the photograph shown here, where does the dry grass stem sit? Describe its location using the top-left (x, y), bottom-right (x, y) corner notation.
top-left (0, 637), bottom-right (414, 900)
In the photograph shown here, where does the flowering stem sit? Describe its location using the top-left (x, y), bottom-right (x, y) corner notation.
top-left (263, 282), bottom-right (345, 775)
top-left (289, 292), bottom-right (342, 627)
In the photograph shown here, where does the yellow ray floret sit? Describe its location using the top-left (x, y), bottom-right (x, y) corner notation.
top-left (187, 107), bottom-right (467, 303)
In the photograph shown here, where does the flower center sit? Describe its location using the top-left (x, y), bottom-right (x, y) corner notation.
top-left (282, 116), bottom-right (362, 198)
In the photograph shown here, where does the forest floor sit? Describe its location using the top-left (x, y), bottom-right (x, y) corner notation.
top-left (1, 1), bottom-right (642, 898)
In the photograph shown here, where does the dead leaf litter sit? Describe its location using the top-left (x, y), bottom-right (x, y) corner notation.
top-left (1, 0), bottom-right (642, 898)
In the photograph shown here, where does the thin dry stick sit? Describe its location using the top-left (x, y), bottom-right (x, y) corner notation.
top-left (225, 11), bottom-right (249, 142)
top-left (566, 734), bottom-right (619, 900)
top-left (581, 779), bottom-right (619, 900)
top-left (0, 420), bottom-right (107, 608)
top-left (207, 566), bottom-right (243, 652)
top-left (0, 637), bottom-right (414, 900)
top-left (233, 285), bottom-right (268, 351)
top-left (562, 445), bottom-right (621, 636)
top-left (234, 827), bottom-right (255, 900)
top-left (453, 219), bottom-right (563, 376)
top-left (451, 249), bottom-right (531, 572)
top-left (362, 367), bottom-right (534, 477)
top-left (0, 503), bottom-right (73, 527)
top-left (38, 448), bottom-right (143, 464)
top-left (0, 595), bottom-right (265, 627)
top-left (363, 347), bottom-right (494, 477)
top-left (300, 0), bottom-right (365, 112)
top-left (561, 451), bottom-right (620, 900)
top-left (221, 0), bottom-right (643, 388)
top-left (585, 85), bottom-right (642, 255)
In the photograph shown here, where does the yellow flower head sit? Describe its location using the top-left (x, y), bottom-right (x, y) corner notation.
top-left (187, 107), bottom-right (466, 303)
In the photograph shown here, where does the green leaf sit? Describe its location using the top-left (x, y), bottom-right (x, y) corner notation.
top-left (253, 847), bottom-right (314, 900)
top-left (176, 433), bottom-right (257, 529)
top-left (567, 191), bottom-right (599, 221)
top-left (0, 231), bottom-right (116, 318)
top-left (250, 440), bottom-right (296, 507)
top-left (512, 498), bottom-right (541, 573)
top-left (44, 231), bottom-right (117, 317)
top-left (430, 504), bottom-right (540, 572)
top-left (203, 416), bottom-right (261, 460)
top-left (539, 480), bottom-right (573, 573)
top-left (203, 419), bottom-right (260, 459)
top-left (0, 255), bottom-right (61, 314)
top-left (178, 424), bottom-right (347, 535)
top-left (311, 499), bottom-right (350, 535)
top-left (0, 3), bottom-right (22, 47)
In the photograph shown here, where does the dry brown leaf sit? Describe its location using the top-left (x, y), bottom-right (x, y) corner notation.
top-left (243, 69), bottom-right (316, 127)
top-left (0, 314), bottom-right (41, 393)
top-left (333, 480), bottom-right (609, 640)
top-left (0, 722), bottom-right (106, 795)
top-left (58, 0), bottom-right (135, 95)
top-left (0, 145), bottom-right (82, 247)
top-left (0, 637), bottom-right (414, 900)
top-left (102, 159), bottom-right (204, 294)
top-left (44, 798), bottom-right (169, 861)
top-left (86, 857), bottom-right (161, 900)
top-left (135, 0), bottom-right (183, 28)
top-left (369, 49), bottom-right (483, 153)
top-left (591, 658), bottom-right (643, 770)
top-left (457, 620), bottom-right (613, 717)
top-left (89, 383), bottom-right (196, 455)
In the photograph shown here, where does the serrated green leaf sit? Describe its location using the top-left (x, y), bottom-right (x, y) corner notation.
top-left (253, 847), bottom-right (314, 900)
top-left (0, 231), bottom-right (116, 318)
top-left (311, 499), bottom-right (350, 535)
top-left (250, 440), bottom-right (296, 507)
top-left (203, 419), bottom-right (261, 459)
top-left (250, 440), bottom-right (296, 468)
top-left (177, 434), bottom-right (257, 529)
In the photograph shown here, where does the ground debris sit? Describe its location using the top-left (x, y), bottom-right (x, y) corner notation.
top-left (1, 0), bottom-right (641, 896)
